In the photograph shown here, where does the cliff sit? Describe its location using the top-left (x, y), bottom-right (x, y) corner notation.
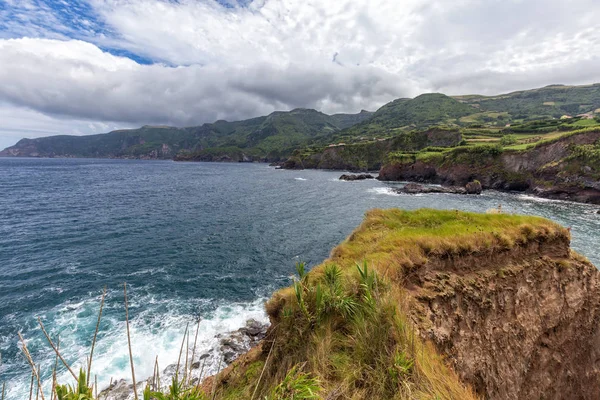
top-left (282, 128), bottom-right (462, 171)
top-left (379, 129), bottom-right (600, 204)
top-left (204, 209), bottom-right (600, 400)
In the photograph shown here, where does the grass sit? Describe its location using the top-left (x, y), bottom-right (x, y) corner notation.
top-left (9, 210), bottom-right (569, 400)
top-left (572, 119), bottom-right (600, 127)
top-left (211, 209), bottom-right (566, 400)
top-left (317, 209), bottom-right (566, 277)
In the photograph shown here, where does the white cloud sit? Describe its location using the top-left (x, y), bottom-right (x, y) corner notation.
top-left (0, 0), bottom-right (600, 147)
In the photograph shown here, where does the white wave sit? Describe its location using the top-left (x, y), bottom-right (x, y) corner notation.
top-left (294, 177), bottom-right (307, 181)
top-left (367, 187), bottom-right (400, 196)
top-left (4, 297), bottom-right (268, 400)
top-left (516, 194), bottom-right (558, 203)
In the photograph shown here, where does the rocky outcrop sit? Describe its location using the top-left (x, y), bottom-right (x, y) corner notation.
top-left (465, 180), bottom-right (482, 194)
top-left (339, 173), bottom-right (375, 181)
top-left (219, 319), bottom-right (268, 364)
top-left (406, 233), bottom-right (600, 399)
top-left (201, 210), bottom-right (600, 400)
top-left (395, 182), bottom-right (483, 195)
top-left (379, 130), bottom-right (600, 203)
top-left (99, 319), bottom-right (268, 400)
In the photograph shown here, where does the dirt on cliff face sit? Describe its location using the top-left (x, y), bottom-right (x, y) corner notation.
top-left (378, 130), bottom-right (600, 203)
top-left (406, 236), bottom-right (600, 400)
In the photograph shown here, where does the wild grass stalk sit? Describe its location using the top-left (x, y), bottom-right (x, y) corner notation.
top-left (18, 333), bottom-right (45, 400)
top-left (37, 318), bottom-right (77, 381)
top-left (184, 329), bottom-right (189, 384)
top-left (87, 287), bottom-right (106, 385)
top-left (123, 282), bottom-right (138, 400)
top-left (211, 356), bottom-right (223, 400)
top-left (50, 368), bottom-right (56, 400)
top-left (154, 357), bottom-right (160, 392)
top-left (50, 336), bottom-right (60, 400)
top-left (29, 372), bottom-right (34, 400)
top-left (35, 365), bottom-right (40, 400)
top-left (196, 357), bottom-right (206, 391)
top-left (175, 323), bottom-right (189, 381)
top-left (250, 338), bottom-right (276, 400)
top-left (189, 319), bottom-right (201, 386)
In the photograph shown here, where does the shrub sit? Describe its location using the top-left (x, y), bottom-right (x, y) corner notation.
top-left (266, 364), bottom-right (321, 400)
top-left (500, 134), bottom-right (517, 146)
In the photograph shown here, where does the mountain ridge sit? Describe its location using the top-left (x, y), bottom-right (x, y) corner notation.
top-left (2, 82), bottom-right (600, 161)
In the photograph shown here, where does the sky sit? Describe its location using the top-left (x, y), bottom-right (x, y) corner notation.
top-left (0, 0), bottom-right (599, 150)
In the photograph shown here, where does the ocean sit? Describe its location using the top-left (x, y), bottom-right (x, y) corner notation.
top-left (1, 158), bottom-right (598, 399)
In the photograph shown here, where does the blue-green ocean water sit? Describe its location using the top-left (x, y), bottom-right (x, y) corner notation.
top-left (0, 158), bottom-right (599, 399)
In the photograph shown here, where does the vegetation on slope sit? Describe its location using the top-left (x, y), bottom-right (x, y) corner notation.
top-left (3, 82), bottom-right (600, 166)
top-left (11, 210), bottom-right (569, 400)
top-left (281, 84), bottom-right (600, 170)
top-left (0, 109), bottom-right (372, 161)
top-left (455, 83), bottom-right (600, 120)
top-left (284, 128), bottom-right (462, 171)
top-left (207, 209), bottom-right (565, 400)
top-left (328, 94), bottom-right (476, 142)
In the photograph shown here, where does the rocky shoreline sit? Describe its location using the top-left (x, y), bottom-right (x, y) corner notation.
top-left (394, 181), bottom-right (482, 195)
top-left (100, 319), bottom-right (269, 400)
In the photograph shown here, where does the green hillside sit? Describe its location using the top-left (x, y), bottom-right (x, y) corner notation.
top-left (0, 109), bottom-right (373, 160)
top-left (456, 83), bottom-right (600, 120)
top-left (330, 94), bottom-right (477, 142)
top-left (3, 83), bottom-right (600, 162)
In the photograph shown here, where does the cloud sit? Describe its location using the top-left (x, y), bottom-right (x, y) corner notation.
top-left (0, 37), bottom-right (413, 125)
top-left (0, 0), bottom-right (599, 146)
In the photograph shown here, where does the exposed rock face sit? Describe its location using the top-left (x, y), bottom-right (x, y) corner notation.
top-left (407, 235), bottom-right (600, 399)
top-left (219, 319), bottom-right (268, 364)
top-left (378, 130), bottom-right (600, 203)
top-left (339, 173), bottom-right (375, 181)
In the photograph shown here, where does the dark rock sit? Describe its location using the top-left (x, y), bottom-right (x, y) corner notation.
top-left (396, 183), bottom-right (467, 195)
top-left (465, 180), bottom-right (483, 194)
top-left (162, 364), bottom-right (178, 377)
top-left (100, 318), bottom-right (269, 398)
top-left (282, 158), bottom-right (304, 170)
top-left (339, 173), bottom-right (375, 181)
top-left (215, 319), bottom-right (269, 366)
top-left (98, 379), bottom-right (134, 400)
top-left (240, 318), bottom-right (269, 338)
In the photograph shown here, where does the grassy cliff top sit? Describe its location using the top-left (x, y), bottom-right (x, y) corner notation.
top-left (323, 208), bottom-right (567, 277)
top-left (209, 210), bottom-right (568, 400)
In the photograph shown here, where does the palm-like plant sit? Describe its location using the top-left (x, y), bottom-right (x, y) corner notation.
top-left (143, 377), bottom-right (208, 400)
top-left (55, 370), bottom-right (94, 400)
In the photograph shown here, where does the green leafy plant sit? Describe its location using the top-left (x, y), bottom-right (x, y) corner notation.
top-left (55, 370), bottom-right (94, 400)
top-left (500, 134), bottom-right (517, 146)
top-left (143, 378), bottom-right (208, 400)
top-left (266, 365), bottom-right (321, 400)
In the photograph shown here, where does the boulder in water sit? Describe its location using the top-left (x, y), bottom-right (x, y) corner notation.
top-left (465, 180), bottom-right (483, 194)
top-left (339, 174), bottom-right (375, 181)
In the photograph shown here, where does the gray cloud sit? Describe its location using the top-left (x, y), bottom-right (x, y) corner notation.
top-left (0, 0), bottom-right (599, 147)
